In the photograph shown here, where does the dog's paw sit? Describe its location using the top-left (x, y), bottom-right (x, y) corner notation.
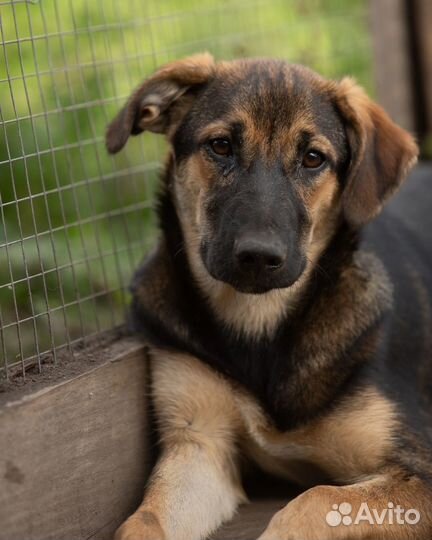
top-left (114, 511), bottom-right (165, 540)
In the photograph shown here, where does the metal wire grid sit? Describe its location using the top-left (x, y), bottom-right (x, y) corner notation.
top-left (0, 0), bottom-right (374, 379)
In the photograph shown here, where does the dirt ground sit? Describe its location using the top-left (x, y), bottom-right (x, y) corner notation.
top-left (0, 327), bottom-right (147, 406)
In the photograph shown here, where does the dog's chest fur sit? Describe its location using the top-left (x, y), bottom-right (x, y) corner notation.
top-left (131, 209), bottom-right (393, 431)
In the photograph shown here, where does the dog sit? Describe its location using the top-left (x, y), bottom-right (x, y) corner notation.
top-left (106, 54), bottom-right (432, 540)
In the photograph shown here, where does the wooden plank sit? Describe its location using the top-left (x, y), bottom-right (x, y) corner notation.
top-left (0, 340), bottom-right (150, 540)
top-left (413, 0), bottom-right (432, 144)
top-left (370, 0), bottom-right (415, 131)
top-left (211, 499), bottom-right (288, 540)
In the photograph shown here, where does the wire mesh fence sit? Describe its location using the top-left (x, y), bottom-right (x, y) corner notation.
top-left (0, 0), bottom-right (374, 380)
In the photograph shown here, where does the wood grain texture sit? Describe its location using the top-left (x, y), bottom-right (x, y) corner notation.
top-left (414, 0), bottom-right (432, 137)
top-left (211, 499), bottom-right (288, 540)
top-left (0, 342), bottom-right (150, 540)
top-left (370, 0), bottom-right (415, 131)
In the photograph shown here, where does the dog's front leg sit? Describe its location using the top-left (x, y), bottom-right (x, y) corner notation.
top-left (114, 352), bottom-right (246, 540)
top-left (258, 470), bottom-right (432, 540)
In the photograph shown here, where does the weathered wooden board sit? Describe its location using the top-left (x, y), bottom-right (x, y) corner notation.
top-left (212, 498), bottom-right (289, 540)
top-left (0, 341), bottom-right (150, 540)
top-left (414, 0), bottom-right (432, 141)
top-left (370, 0), bottom-right (415, 132)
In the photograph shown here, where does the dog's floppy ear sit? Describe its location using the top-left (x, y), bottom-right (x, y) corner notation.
top-left (106, 52), bottom-right (215, 154)
top-left (334, 78), bottom-right (418, 226)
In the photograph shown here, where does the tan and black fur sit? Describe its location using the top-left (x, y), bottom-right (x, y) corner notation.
top-left (106, 54), bottom-right (432, 539)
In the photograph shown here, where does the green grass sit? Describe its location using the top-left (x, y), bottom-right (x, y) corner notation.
top-left (0, 0), bottom-right (373, 369)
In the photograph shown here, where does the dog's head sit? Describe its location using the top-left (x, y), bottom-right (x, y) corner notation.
top-left (107, 54), bottom-right (418, 294)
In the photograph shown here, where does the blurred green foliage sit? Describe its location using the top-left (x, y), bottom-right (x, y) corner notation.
top-left (0, 0), bottom-right (373, 369)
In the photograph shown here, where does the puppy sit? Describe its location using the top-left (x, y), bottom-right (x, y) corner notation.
top-left (106, 54), bottom-right (432, 540)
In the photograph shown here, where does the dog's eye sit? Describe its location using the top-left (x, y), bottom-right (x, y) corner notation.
top-left (210, 138), bottom-right (232, 157)
top-left (302, 150), bottom-right (325, 169)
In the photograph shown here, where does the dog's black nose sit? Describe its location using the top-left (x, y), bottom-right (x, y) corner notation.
top-left (234, 234), bottom-right (285, 274)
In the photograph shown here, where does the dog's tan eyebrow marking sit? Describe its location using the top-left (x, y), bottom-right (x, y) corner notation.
top-left (196, 121), bottom-right (232, 143)
top-left (307, 134), bottom-right (338, 163)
